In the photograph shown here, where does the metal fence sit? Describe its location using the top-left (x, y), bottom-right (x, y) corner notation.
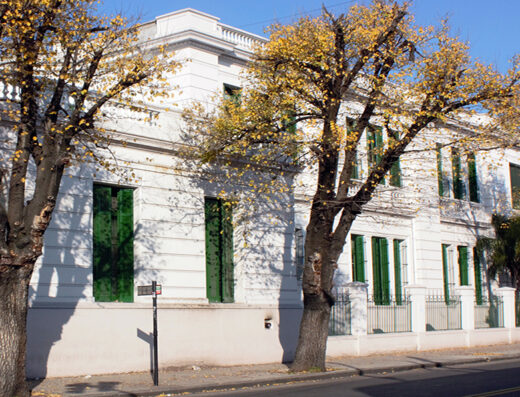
top-left (367, 295), bottom-right (411, 334)
top-left (328, 289), bottom-right (351, 336)
top-left (425, 295), bottom-right (461, 331)
top-left (475, 297), bottom-right (504, 329)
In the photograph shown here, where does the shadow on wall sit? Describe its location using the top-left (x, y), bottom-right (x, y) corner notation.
top-left (26, 175), bottom-right (91, 382)
top-left (183, 163), bottom-right (303, 364)
top-left (26, 171), bottom-right (161, 382)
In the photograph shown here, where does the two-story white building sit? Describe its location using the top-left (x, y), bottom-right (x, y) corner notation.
top-left (17, 9), bottom-right (520, 379)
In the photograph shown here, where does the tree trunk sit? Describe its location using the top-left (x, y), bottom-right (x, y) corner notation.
top-left (291, 230), bottom-right (340, 371)
top-left (291, 292), bottom-right (331, 371)
top-left (0, 265), bottom-right (33, 397)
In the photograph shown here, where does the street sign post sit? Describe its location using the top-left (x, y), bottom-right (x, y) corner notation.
top-left (138, 281), bottom-right (161, 386)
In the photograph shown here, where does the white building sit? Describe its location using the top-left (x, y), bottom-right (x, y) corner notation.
top-left (11, 9), bottom-right (519, 378)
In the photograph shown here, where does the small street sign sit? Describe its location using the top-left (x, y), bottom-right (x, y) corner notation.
top-left (137, 284), bottom-right (162, 296)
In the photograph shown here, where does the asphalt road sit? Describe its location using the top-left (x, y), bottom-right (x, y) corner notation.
top-left (181, 358), bottom-right (520, 397)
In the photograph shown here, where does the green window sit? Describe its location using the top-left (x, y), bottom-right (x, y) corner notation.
top-left (93, 184), bottom-right (134, 302)
top-left (205, 197), bottom-right (234, 303)
top-left (436, 143), bottom-right (448, 197)
top-left (367, 126), bottom-right (385, 184)
top-left (389, 130), bottom-right (401, 187)
top-left (351, 234), bottom-right (365, 282)
top-left (458, 246), bottom-right (469, 286)
top-left (473, 247), bottom-right (483, 305)
top-left (295, 228), bottom-right (305, 281)
top-left (282, 112), bottom-right (297, 134)
top-left (372, 237), bottom-right (390, 305)
top-left (510, 163), bottom-right (520, 209)
top-left (467, 153), bottom-right (479, 203)
top-left (223, 83), bottom-right (241, 105)
top-left (393, 239), bottom-right (404, 305)
top-left (347, 119), bottom-right (359, 179)
top-left (452, 148), bottom-right (465, 199)
top-left (442, 244), bottom-right (450, 304)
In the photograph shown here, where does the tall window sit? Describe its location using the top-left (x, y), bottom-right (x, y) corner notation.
top-left (393, 239), bottom-right (405, 305)
top-left (458, 245), bottom-right (469, 286)
top-left (467, 153), bottom-right (479, 203)
top-left (205, 197), bottom-right (234, 303)
top-left (389, 130), bottom-right (401, 187)
top-left (295, 228), bottom-right (305, 281)
top-left (510, 163), bottom-right (520, 209)
top-left (441, 244), bottom-right (451, 304)
top-left (367, 126), bottom-right (385, 184)
top-left (351, 234), bottom-right (365, 282)
top-left (452, 148), bottom-right (465, 199)
top-left (436, 143), bottom-right (448, 197)
top-left (372, 237), bottom-right (390, 305)
top-left (223, 83), bottom-right (241, 105)
top-left (473, 247), bottom-right (483, 305)
top-left (93, 184), bottom-right (134, 302)
top-left (347, 119), bottom-right (360, 179)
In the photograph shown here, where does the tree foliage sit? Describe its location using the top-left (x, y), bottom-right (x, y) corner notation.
top-left (477, 215), bottom-right (520, 291)
top-left (184, 0), bottom-right (520, 372)
top-left (0, 1), bottom-right (178, 395)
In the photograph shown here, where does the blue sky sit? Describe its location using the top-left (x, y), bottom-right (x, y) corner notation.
top-left (101, 0), bottom-right (519, 73)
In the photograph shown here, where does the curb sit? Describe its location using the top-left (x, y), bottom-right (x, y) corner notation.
top-left (37, 353), bottom-right (520, 397)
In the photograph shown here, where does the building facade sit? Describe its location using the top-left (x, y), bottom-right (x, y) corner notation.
top-left (2, 9), bottom-right (516, 378)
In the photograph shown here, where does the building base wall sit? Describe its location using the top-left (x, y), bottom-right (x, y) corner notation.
top-left (26, 304), bottom-right (302, 378)
top-left (327, 328), bottom-right (518, 358)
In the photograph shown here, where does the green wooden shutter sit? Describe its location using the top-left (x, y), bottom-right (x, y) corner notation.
top-left (442, 244), bottom-right (450, 304)
top-left (452, 148), bottom-right (464, 199)
top-left (372, 237), bottom-right (381, 304)
top-left (93, 185), bottom-right (112, 302)
top-left (205, 198), bottom-right (222, 302)
top-left (473, 247), bottom-right (483, 305)
top-left (347, 120), bottom-right (359, 179)
top-left (117, 189), bottom-right (134, 302)
top-left (221, 202), bottom-right (234, 303)
top-left (372, 237), bottom-right (390, 305)
top-left (458, 246), bottom-right (469, 286)
top-left (389, 131), bottom-right (401, 187)
top-left (436, 143), bottom-right (445, 197)
top-left (367, 127), bottom-right (384, 184)
top-left (380, 238), bottom-right (390, 305)
top-left (351, 235), bottom-right (365, 282)
top-left (393, 239), bottom-right (403, 305)
top-left (510, 164), bottom-right (520, 209)
top-left (467, 153), bottom-right (479, 203)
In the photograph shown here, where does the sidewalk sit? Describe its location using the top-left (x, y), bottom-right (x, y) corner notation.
top-left (30, 343), bottom-right (520, 397)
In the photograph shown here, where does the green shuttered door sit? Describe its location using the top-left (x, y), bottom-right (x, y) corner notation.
top-left (93, 185), bottom-right (134, 302)
top-left (473, 247), bottom-right (483, 305)
top-left (458, 246), bottom-right (469, 286)
top-left (351, 235), bottom-right (365, 282)
top-left (393, 239), bottom-right (403, 305)
top-left (467, 153), bottom-right (479, 203)
top-left (372, 237), bottom-right (390, 305)
top-left (442, 244), bottom-right (450, 304)
top-left (205, 198), bottom-right (234, 303)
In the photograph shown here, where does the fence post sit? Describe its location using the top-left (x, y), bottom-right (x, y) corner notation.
top-left (346, 282), bottom-right (368, 336)
top-left (496, 287), bottom-right (516, 329)
top-left (454, 286), bottom-right (475, 330)
top-left (405, 285), bottom-right (426, 333)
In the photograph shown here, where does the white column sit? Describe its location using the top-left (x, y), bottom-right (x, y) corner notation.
top-left (346, 282), bottom-right (368, 336)
top-left (454, 286), bottom-right (475, 330)
top-left (496, 287), bottom-right (516, 329)
top-left (405, 285), bottom-right (427, 333)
